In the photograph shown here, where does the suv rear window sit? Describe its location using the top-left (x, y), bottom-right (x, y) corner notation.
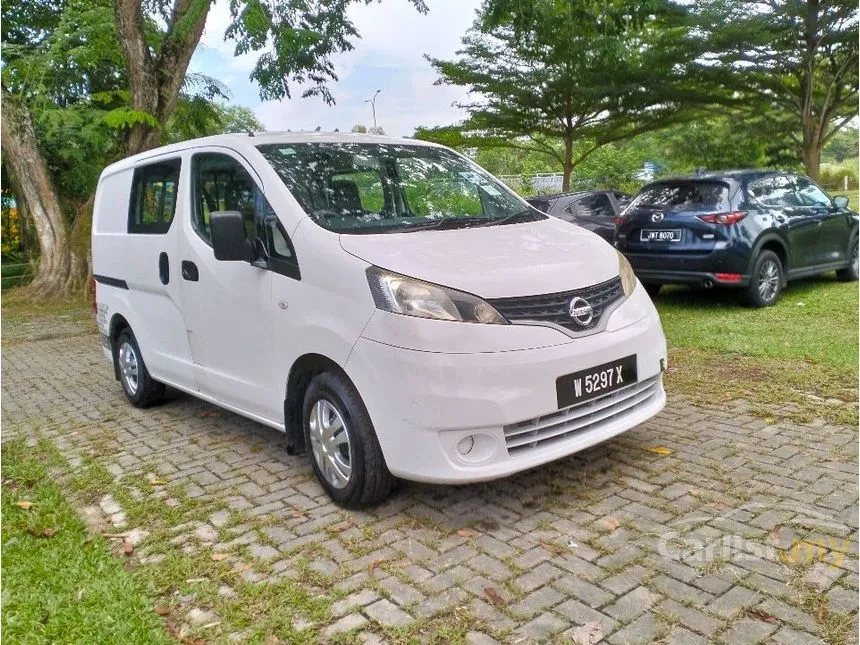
top-left (631, 181), bottom-right (730, 211)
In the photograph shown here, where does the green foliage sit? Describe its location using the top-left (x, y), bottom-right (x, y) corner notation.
top-left (224, 0), bottom-right (427, 104)
top-left (690, 0), bottom-right (858, 172)
top-left (164, 102), bottom-right (264, 143)
top-left (823, 124), bottom-right (859, 163)
top-left (425, 0), bottom-right (707, 188)
top-left (820, 162), bottom-right (858, 191)
top-left (103, 107), bottom-right (160, 129)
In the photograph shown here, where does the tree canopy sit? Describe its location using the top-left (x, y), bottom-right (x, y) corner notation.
top-left (423, 0), bottom-right (717, 190)
top-left (690, 0), bottom-right (858, 180)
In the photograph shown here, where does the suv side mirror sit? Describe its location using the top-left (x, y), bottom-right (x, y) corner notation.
top-left (211, 211), bottom-right (253, 262)
top-left (833, 195), bottom-right (849, 209)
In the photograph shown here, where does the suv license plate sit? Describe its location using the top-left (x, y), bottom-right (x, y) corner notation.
top-left (556, 355), bottom-right (638, 408)
top-left (641, 229), bottom-right (681, 242)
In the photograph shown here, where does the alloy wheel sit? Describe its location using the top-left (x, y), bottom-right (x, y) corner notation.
top-left (118, 341), bottom-right (139, 395)
top-left (757, 259), bottom-right (780, 303)
top-left (308, 399), bottom-right (352, 489)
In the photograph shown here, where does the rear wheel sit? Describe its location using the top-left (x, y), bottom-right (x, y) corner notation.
top-left (302, 372), bottom-right (394, 508)
top-left (836, 237), bottom-right (858, 281)
top-left (743, 250), bottom-right (783, 307)
top-left (643, 283), bottom-right (662, 298)
top-left (114, 328), bottom-right (165, 407)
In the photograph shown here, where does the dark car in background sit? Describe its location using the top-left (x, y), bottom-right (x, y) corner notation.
top-left (614, 170), bottom-right (859, 306)
top-left (526, 190), bottom-right (632, 242)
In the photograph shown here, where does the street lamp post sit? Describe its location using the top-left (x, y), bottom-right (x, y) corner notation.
top-left (365, 89), bottom-right (381, 132)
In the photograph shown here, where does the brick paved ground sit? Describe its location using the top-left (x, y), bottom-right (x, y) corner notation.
top-left (2, 314), bottom-right (858, 644)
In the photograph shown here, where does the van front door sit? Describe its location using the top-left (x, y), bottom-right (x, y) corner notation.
top-left (178, 149), bottom-right (281, 422)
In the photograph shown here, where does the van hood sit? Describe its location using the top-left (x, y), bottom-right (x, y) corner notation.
top-left (339, 218), bottom-right (620, 299)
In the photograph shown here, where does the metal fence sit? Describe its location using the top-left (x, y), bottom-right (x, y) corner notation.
top-left (498, 173), bottom-right (565, 194)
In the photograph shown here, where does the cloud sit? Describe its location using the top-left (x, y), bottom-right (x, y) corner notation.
top-left (191, 0), bottom-right (480, 136)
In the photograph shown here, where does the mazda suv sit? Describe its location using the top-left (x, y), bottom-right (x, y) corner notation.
top-left (614, 170), bottom-right (858, 306)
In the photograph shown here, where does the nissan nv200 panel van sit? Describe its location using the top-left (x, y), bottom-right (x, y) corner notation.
top-left (92, 132), bottom-right (667, 507)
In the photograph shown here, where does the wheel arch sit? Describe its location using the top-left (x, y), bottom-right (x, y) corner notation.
top-left (749, 235), bottom-right (789, 283)
top-left (108, 313), bottom-right (132, 380)
top-left (284, 353), bottom-right (354, 456)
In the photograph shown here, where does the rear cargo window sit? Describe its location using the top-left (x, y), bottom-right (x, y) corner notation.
top-left (631, 182), bottom-right (730, 211)
top-left (128, 159), bottom-right (181, 234)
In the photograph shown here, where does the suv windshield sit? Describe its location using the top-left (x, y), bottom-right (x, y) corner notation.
top-left (631, 181), bottom-right (730, 211)
top-left (256, 142), bottom-right (543, 233)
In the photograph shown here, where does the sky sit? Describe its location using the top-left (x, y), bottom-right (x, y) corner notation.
top-left (190, 0), bottom-right (482, 137)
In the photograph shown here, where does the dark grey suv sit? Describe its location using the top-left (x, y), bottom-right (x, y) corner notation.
top-left (614, 170), bottom-right (858, 306)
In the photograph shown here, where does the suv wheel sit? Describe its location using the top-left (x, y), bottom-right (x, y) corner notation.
top-left (836, 236), bottom-right (859, 281)
top-left (114, 328), bottom-right (165, 407)
top-left (744, 250), bottom-right (783, 307)
top-left (302, 372), bottom-right (394, 508)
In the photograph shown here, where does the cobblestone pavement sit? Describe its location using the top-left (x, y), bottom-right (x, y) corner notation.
top-left (2, 315), bottom-right (858, 644)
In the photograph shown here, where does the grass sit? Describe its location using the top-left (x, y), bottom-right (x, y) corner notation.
top-left (1, 439), bottom-right (172, 644)
top-left (656, 274), bottom-right (858, 424)
top-left (1, 288), bottom-right (92, 323)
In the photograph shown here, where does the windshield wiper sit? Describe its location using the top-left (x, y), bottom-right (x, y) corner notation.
top-left (396, 216), bottom-right (495, 232)
top-left (487, 209), bottom-right (545, 226)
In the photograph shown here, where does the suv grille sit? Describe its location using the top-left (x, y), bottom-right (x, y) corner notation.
top-left (503, 375), bottom-right (661, 454)
top-left (488, 276), bottom-right (624, 334)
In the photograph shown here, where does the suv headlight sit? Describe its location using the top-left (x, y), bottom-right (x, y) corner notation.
top-left (366, 267), bottom-right (507, 324)
top-left (618, 251), bottom-right (637, 296)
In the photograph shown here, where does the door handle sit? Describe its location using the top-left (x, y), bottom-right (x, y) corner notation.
top-left (181, 260), bottom-right (199, 282)
top-left (158, 252), bottom-right (169, 285)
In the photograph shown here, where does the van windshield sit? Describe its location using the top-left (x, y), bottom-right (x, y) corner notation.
top-left (256, 142), bottom-right (544, 234)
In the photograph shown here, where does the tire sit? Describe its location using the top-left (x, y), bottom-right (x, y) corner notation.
top-left (743, 250), bottom-right (783, 307)
top-left (643, 283), bottom-right (662, 298)
top-left (114, 328), bottom-right (165, 407)
top-left (836, 236), bottom-right (859, 282)
top-left (302, 372), bottom-right (395, 508)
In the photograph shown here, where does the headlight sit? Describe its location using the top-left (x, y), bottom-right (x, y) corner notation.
top-left (618, 251), bottom-right (637, 296)
top-left (366, 267), bottom-right (507, 324)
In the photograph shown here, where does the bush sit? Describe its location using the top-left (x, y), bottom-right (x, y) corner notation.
top-left (820, 162), bottom-right (858, 191)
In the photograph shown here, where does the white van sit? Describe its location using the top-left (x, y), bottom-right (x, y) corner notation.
top-left (92, 132), bottom-right (667, 507)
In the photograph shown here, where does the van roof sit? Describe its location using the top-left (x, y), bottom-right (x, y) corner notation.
top-left (101, 131), bottom-right (440, 175)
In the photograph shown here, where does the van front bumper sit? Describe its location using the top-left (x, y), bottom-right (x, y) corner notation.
top-left (344, 300), bottom-right (667, 484)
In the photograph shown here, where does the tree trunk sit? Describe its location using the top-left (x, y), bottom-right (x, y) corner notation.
top-left (801, 121), bottom-right (824, 182)
top-left (561, 135), bottom-right (574, 192)
top-left (0, 95), bottom-right (85, 296)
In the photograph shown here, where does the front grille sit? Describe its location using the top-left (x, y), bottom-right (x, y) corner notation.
top-left (488, 277), bottom-right (624, 334)
top-left (503, 375), bottom-right (661, 454)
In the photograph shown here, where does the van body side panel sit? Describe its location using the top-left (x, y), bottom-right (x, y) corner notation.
top-left (92, 168), bottom-right (197, 388)
top-left (270, 221), bottom-right (379, 405)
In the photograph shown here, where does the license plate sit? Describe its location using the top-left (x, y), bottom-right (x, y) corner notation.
top-left (641, 229), bottom-right (681, 242)
top-left (556, 355), bottom-right (638, 408)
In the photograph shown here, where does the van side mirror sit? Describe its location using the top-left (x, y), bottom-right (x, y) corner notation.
top-left (211, 211), bottom-right (253, 262)
top-left (833, 195), bottom-right (849, 209)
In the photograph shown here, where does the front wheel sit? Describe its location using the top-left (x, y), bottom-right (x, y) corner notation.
top-left (836, 237), bottom-right (858, 281)
top-left (302, 372), bottom-right (394, 508)
top-left (743, 250), bottom-right (783, 307)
